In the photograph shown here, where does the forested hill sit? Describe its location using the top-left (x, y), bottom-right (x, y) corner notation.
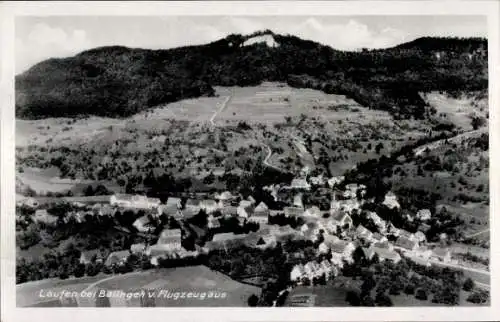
top-left (15, 30), bottom-right (487, 120)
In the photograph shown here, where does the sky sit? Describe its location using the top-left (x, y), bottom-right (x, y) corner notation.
top-left (15, 16), bottom-right (487, 74)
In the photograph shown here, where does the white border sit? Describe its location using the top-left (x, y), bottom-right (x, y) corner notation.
top-left (1, 1), bottom-right (499, 322)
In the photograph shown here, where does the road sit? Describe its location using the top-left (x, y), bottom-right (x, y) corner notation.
top-left (465, 229), bottom-right (489, 239)
top-left (413, 129), bottom-right (485, 156)
top-left (406, 255), bottom-right (490, 288)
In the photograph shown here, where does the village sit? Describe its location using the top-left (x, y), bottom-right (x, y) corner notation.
top-left (16, 164), bottom-right (463, 298)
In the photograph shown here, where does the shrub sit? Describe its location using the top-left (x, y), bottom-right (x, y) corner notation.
top-left (463, 277), bottom-right (475, 291)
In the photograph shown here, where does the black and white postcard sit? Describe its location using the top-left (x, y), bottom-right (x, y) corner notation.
top-left (1, 1), bottom-right (499, 322)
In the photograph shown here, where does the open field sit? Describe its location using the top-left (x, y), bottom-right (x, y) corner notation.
top-left (16, 274), bottom-right (107, 307)
top-left (80, 266), bottom-right (260, 307)
top-left (16, 167), bottom-right (91, 194)
top-left (422, 92), bottom-right (488, 131)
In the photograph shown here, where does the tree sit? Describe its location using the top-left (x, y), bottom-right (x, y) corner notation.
top-left (471, 116), bottom-right (486, 130)
top-left (463, 277), bottom-right (475, 291)
top-left (345, 290), bottom-right (361, 306)
top-left (375, 292), bottom-right (393, 307)
top-left (361, 294), bottom-right (375, 306)
top-left (415, 288), bottom-right (428, 301)
top-left (74, 263), bottom-right (86, 278)
top-left (248, 294), bottom-right (259, 307)
top-left (404, 283), bottom-right (415, 295)
top-left (466, 290), bottom-right (489, 304)
top-left (84, 185), bottom-right (94, 196)
top-left (361, 275), bottom-right (376, 295)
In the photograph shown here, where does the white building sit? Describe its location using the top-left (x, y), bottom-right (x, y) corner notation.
top-left (110, 194), bottom-right (161, 210)
top-left (382, 191), bottom-right (400, 209)
top-left (303, 206), bottom-right (322, 218)
top-left (416, 209), bottom-right (432, 221)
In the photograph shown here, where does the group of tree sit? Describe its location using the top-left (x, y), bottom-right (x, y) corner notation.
top-left (17, 30), bottom-right (486, 121)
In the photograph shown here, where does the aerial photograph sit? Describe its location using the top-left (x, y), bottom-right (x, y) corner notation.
top-left (14, 15), bottom-right (489, 307)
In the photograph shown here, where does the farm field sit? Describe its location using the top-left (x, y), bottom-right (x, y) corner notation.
top-left (285, 285), bottom-right (351, 307)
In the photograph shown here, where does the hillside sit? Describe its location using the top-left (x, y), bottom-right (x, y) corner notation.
top-left (16, 31), bottom-right (487, 120)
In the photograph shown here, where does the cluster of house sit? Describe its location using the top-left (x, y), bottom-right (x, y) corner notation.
top-left (19, 175), bottom-right (455, 278)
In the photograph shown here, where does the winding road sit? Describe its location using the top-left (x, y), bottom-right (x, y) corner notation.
top-left (208, 90), bottom-right (286, 173)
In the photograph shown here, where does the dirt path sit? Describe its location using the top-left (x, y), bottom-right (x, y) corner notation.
top-left (209, 95), bottom-right (232, 127)
top-left (262, 144), bottom-right (284, 172)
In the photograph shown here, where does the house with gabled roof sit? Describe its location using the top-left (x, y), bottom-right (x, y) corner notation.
top-left (394, 236), bottom-right (419, 252)
top-left (373, 241), bottom-right (394, 251)
top-left (215, 191), bottom-right (236, 207)
top-left (133, 215), bottom-right (152, 233)
top-left (293, 193), bottom-right (304, 209)
top-left (110, 194), bottom-right (160, 210)
top-left (416, 209), bottom-right (432, 221)
top-left (130, 243), bottom-right (148, 254)
top-left (330, 211), bottom-right (353, 229)
top-left (220, 205), bottom-right (238, 218)
top-left (318, 235), bottom-right (340, 254)
top-left (156, 228), bottom-right (182, 251)
top-left (105, 250), bottom-right (130, 266)
top-left (17, 196), bottom-right (39, 209)
top-left (362, 247), bottom-right (375, 261)
top-left (199, 199), bottom-right (219, 214)
top-left (207, 215), bottom-right (221, 229)
top-left (303, 206), bottom-right (321, 218)
top-left (398, 229), bottom-right (416, 241)
top-left (237, 200), bottom-right (255, 218)
top-left (284, 206), bottom-right (304, 218)
top-left (371, 232), bottom-right (387, 243)
top-left (290, 264), bottom-right (306, 283)
top-left (181, 207), bottom-right (199, 219)
top-left (185, 199), bottom-right (201, 213)
top-left (431, 247), bottom-right (452, 263)
top-left (32, 209), bottom-right (58, 225)
top-left (387, 222), bottom-right (400, 236)
top-left (310, 174), bottom-right (326, 186)
top-left (328, 176), bottom-right (344, 188)
top-left (331, 240), bottom-right (356, 263)
top-left (290, 178), bottom-right (311, 191)
top-left (369, 245), bottom-right (401, 263)
top-left (414, 231), bottom-right (427, 243)
top-left (205, 232), bottom-right (247, 251)
top-left (366, 211), bottom-right (386, 229)
top-left (356, 224), bottom-right (373, 241)
top-left (80, 249), bottom-right (105, 265)
top-left (382, 191), bottom-right (400, 209)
